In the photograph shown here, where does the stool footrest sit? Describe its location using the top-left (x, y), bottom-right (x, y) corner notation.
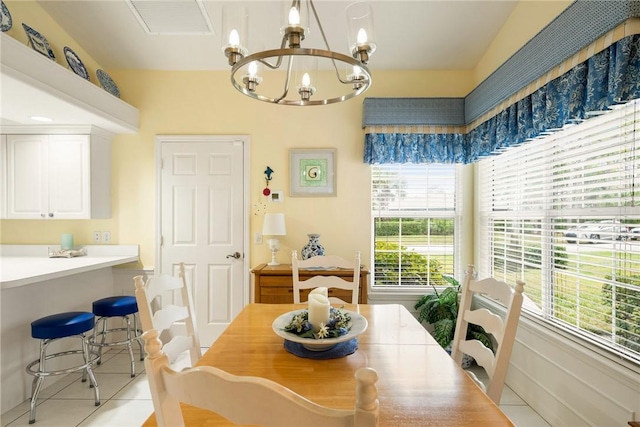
top-left (90, 327), bottom-right (143, 348)
top-left (26, 349), bottom-right (99, 377)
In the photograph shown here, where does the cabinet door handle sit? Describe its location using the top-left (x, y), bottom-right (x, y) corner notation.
top-left (48, 213), bottom-right (54, 218)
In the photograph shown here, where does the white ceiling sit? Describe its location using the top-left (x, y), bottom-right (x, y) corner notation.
top-left (6, 1), bottom-right (569, 131)
top-left (36, 0), bottom-right (520, 71)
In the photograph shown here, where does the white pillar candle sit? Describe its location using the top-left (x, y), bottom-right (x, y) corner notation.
top-left (308, 293), bottom-right (330, 332)
top-left (309, 287), bottom-right (328, 298)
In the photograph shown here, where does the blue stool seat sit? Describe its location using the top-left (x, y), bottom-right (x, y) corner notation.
top-left (90, 295), bottom-right (143, 378)
top-left (31, 311), bottom-right (95, 339)
top-left (27, 311), bottom-right (100, 423)
top-left (92, 296), bottom-right (138, 317)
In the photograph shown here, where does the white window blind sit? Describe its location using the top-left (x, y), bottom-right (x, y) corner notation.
top-left (371, 163), bottom-right (458, 287)
top-left (478, 99), bottom-right (640, 363)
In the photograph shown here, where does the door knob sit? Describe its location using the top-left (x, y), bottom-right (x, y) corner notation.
top-left (226, 252), bottom-right (242, 259)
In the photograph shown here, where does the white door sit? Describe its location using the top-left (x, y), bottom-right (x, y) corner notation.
top-left (157, 135), bottom-right (249, 346)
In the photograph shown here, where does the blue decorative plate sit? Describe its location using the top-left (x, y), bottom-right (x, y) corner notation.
top-left (22, 23), bottom-right (55, 61)
top-left (0, 1), bottom-right (12, 32)
top-left (63, 47), bottom-right (89, 80)
top-left (96, 69), bottom-right (120, 98)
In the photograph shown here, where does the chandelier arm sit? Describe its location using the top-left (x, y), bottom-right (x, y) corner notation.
top-left (308, 0), bottom-right (353, 84)
top-left (309, 0), bottom-right (331, 52)
top-left (257, 35), bottom-right (290, 69)
top-left (274, 55), bottom-right (295, 103)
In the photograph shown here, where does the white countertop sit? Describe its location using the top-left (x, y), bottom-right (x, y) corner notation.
top-left (1, 245), bottom-right (139, 289)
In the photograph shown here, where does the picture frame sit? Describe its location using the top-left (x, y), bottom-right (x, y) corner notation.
top-left (290, 148), bottom-right (336, 197)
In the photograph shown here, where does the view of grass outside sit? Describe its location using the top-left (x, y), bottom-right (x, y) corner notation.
top-left (373, 217), bottom-right (454, 287)
top-left (376, 217), bottom-right (640, 354)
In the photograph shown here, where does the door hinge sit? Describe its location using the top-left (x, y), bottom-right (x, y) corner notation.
top-left (160, 235), bottom-right (164, 246)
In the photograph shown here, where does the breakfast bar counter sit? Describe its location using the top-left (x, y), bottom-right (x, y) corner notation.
top-left (0, 244), bottom-right (139, 412)
top-left (0, 245), bottom-right (139, 289)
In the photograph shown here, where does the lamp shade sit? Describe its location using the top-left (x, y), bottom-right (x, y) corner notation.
top-left (262, 213), bottom-right (286, 236)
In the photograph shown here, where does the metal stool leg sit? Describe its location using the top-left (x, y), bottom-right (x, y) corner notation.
top-left (28, 340), bottom-right (47, 424)
top-left (134, 314), bottom-right (144, 360)
top-left (82, 334), bottom-right (100, 406)
top-left (95, 317), bottom-right (108, 365)
top-left (124, 315), bottom-right (136, 377)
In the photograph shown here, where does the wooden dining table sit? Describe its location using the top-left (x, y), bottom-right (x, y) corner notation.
top-left (142, 303), bottom-right (514, 426)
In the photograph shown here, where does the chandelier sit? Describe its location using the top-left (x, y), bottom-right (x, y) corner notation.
top-left (221, 1), bottom-right (376, 106)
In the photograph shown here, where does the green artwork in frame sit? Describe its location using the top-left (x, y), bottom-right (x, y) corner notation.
top-left (299, 158), bottom-right (328, 187)
top-left (290, 149), bottom-right (336, 197)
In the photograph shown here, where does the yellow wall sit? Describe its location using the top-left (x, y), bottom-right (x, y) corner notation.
top-left (0, 1), bottom-right (568, 272)
top-left (474, 0), bottom-right (573, 85)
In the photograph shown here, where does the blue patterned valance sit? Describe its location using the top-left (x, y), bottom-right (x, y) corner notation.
top-left (467, 33), bottom-right (640, 162)
top-left (364, 33), bottom-right (640, 164)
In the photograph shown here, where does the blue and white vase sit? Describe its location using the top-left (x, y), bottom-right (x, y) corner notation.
top-left (301, 234), bottom-right (325, 260)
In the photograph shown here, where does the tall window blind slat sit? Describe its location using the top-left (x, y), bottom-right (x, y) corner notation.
top-left (371, 164), bottom-right (459, 287)
top-left (478, 99), bottom-right (640, 363)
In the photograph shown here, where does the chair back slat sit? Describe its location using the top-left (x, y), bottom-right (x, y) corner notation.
top-left (292, 251), bottom-right (361, 304)
top-left (451, 264), bottom-right (525, 405)
top-left (134, 263), bottom-right (202, 367)
top-left (142, 329), bottom-right (379, 427)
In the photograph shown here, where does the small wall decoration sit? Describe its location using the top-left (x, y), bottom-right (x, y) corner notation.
top-left (263, 166), bottom-right (274, 196)
top-left (290, 148), bottom-right (336, 197)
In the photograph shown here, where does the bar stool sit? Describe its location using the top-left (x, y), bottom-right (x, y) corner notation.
top-left (26, 311), bottom-right (100, 424)
top-left (89, 296), bottom-right (143, 377)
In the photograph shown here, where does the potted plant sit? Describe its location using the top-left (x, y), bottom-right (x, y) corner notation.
top-left (414, 274), bottom-right (494, 363)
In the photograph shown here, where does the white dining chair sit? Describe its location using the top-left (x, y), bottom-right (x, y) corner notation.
top-left (142, 329), bottom-right (379, 427)
top-left (451, 264), bottom-right (525, 405)
top-left (134, 263), bottom-right (201, 367)
top-left (292, 250), bottom-right (361, 304)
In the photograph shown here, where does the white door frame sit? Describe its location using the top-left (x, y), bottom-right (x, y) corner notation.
top-left (154, 134), bottom-right (251, 305)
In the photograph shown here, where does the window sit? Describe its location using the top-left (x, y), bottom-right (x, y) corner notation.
top-left (478, 99), bottom-right (640, 363)
top-left (371, 163), bottom-right (459, 288)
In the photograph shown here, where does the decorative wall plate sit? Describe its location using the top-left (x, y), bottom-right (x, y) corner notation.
top-left (0, 1), bottom-right (12, 32)
top-left (63, 47), bottom-right (89, 80)
top-left (96, 69), bottom-right (120, 98)
top-left (22, 23), bottom-right (55, 60)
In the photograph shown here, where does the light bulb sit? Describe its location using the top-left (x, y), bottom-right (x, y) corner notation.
top-left (288, 7), bottom-right (300, 25)
top-left (248, 62), bottom-right (258, 77)
top-left (357, 28), bottom-right (368, 44)
top-left (228, 29), bottom-right (240, 46)
top-left (302, 73), bottom-right (311, 88)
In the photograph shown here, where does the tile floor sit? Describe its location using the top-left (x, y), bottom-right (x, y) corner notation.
top-left (2, 349), bottom-right (551, 427)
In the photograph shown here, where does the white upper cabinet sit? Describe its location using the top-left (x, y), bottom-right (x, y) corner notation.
top-left (4, 130), bottom-right (111, 219)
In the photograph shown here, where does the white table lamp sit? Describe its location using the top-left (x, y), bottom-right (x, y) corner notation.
top-left (262, 213), bottom-right (286, 266)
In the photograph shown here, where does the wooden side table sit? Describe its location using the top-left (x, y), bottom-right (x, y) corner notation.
top-left (251, 263), bottom-right (369, 304)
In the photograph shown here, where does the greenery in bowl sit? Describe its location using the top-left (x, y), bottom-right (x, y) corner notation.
top-left (414, 274), bottom-right (494, 352)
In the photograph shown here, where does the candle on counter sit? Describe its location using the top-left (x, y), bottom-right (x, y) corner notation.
top-left (61, 234), bottom-right (74, 250)
top-left (308, 293), bottom-right (330, 332)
